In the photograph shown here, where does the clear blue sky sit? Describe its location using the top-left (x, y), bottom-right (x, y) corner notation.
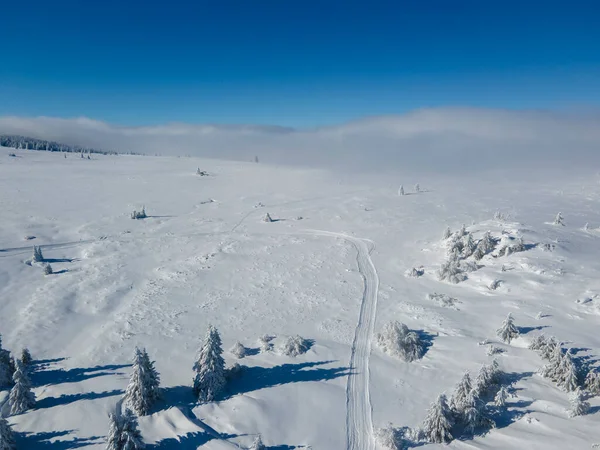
top-left (1, 1), bottom-right (599, 127)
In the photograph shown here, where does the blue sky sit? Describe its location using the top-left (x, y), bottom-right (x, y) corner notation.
top-left (1, 1), bottom-right (599, 127)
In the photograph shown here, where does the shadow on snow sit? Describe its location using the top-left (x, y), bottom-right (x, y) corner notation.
top-left (17, 430), bottom-right (102, 449)
top-left (36, 389), bottom-right (124, 409)
top-left (31, 363), bottom-right (130, 387)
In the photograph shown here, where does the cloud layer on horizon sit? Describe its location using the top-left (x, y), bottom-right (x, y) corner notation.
top-left (1, 108), bottom-right (599, 172)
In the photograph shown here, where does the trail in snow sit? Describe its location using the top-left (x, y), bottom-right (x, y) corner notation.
top-left (303, 230), bottom-right (378, 450)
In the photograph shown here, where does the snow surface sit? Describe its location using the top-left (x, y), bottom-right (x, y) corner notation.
top-left (1, 146), bottom-right (600, 449)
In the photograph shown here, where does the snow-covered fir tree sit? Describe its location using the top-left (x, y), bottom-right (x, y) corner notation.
top-left (541, 343), bottom-right (564, 380)
top-left (21, 348), bottom-right (32, 367)
top-left (32, 245), bottom-right (44, 262)
top-left (473, 360), bottom-right (502, 397)
top-left (43, 263), bottom-right (53, 275)
top-left (437, 259), bottom-right (467, 284)
top-left (556, 350), bottom-right (579, 392)
top-left (414, 183), bottom-right (420, 193)
top-left (124, 348), bottom-right (160, 416)
top-left (192, 325), bottom-right (226, 403)
top-left (528, 334), bottom-right (547, 351)
top-left (496, 313), bottom-right (519, 344)
top-left (442, 226), bottom-right (452, 240)
top-left (398, 185), bottom-right (404, 196)
top-left (584, 370), bottom-right (600, 395)
top-left (376, 321), bottom-right (425, 362)
top-left (106, 409), bottom-right (145, 450)
top-left (463, 395), bottom-right (495, 435)
top-left (473, 231), bottom-right (496, 260)
top-left (0, 417), bottom-right (15, 450)
top-left (462, 233), bottom-right (476, 258)
top-left (422, 394), bottom-right (454, 444)
top-left (539, 336), bottom-right (558, 360)
top-left (0, 337), bottom-right (14, 388)
top-left (567, 389), bottom-right (590, 417)
top-left (8, 359), bottom-right (35, 415)
top-left (230, 341), bottom-right (247, 359)
top-left (450, 371), bottom-right (473, 413)
top-left (280, 335), bottom-right (311, 357)
top-left (249, 435), bottom-right (266, 450)
top-left (553, 212), bottom-right (565, 226)
top-left (494, 386), bottom-right (509, 407)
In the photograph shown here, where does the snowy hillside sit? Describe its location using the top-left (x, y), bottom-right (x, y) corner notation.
top-left (1, 146), bottom-right (600, 449)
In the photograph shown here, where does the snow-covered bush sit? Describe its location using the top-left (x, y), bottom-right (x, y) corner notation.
top-left (540, 345), bottom-right (579, 392)
top-left (280, 335), bottom-right (311, 357)
top-left (553, 212), bottom-right (565, 226)
top-left (462, 233), bottom-right (476, 258)
top-left (230, 341), bottom-right (247, 359)
top-left (528, 334), bottom-right (547, 351)
top-left (414, 183), bottom-right (420, 193)
top-left (225, 362), bottom-right (245, 381)
top-left (124, 348), bottom-right (161, 415)
top-left (494, 386), bottom-right (509, 407)
top-left (376, 321), bottom-right (426, 362)
top-left (568, 389), bottom-right (590, 417)
top-left (248, 435), bottom-right (266, 450)
top-left (473, 231), bottom-right (497, 260)
top-left (375, 425), bottom-right (408, 450)
top-left (486, 345), bottom-right (504, 356)
top-left (193, 325), bottom-right (226, 402)
top-left (494, 235), bottom-right (526, 257)
top-left (258, 335), bottom-right (274, 353)
top-left (496, 313), bottom-right (519, 344)
top-left (437, 259), bottom-right (467, 284)
top-left (584, 370), bottom-right (600, 395)
top-left (8, 360), bottom-right (35, 415)
top-left (405, 267), bottom-right (424, 278)
top-left (460, 260), bottom-right (479, 273)
top-left (473, 360), bottom-right (502, 397)
top-left (427, 293), bottom-right (459, 309)
top-left (131, 207), bottom-right (147, 220)
top-left (0, 417), bottom-right (15, 450)
top-left (106, 409), bottom-right (145, 450)
top-left (421, 394), bottom-right (454, 444)
top-left (488, 279), bottom-right (502, 291)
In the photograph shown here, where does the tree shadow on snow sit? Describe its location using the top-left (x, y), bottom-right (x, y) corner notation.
top-left (17, 430), bottom-right (102, 449)
top-left (44, 258), bottom-right (77, 264)
top-left (588, 405), bottom-right (600, 415)
top-left (36, 389), bottom-right (123, 409)
top-left (148, 432), bottom-right (234, 449)
top-left (517, 325), bottom-right (549, 335)
top-left (31, 364), bottom-right (130, 387)
top-left (416, 330), bottom-right (436, 358)
top-left (502, 371), bottom-right (535, 386)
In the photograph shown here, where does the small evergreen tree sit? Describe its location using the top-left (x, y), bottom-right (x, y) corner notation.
top-left (0, 337), bottom-right (13, 388)
top-left (376, 322), bottom-right (425, 362)
top-left (21, 348), bottom-right (32, 367)
top-left (528, 334), bottom-right (547, 351)
top-left (414, 183), bottom-right (420, 193)
top-left (192, 325), bottom-right (226, 403)
top-left (43, 263), bottom-right (53, 275)
top-left (584, 370), bottom-right (600, 395)
top-left (463, 394), bottom-right (495, 435)
top-left (450, 372), bottom-right (472, 413)
top-left (422, 394), bottom-right (453, 444)
top-left (0, 417), bottom-right (15, 450)
top-left (496, 313), bottom-right (519, 344)
top-left (249, 435), bottom-right (266, 450)
top-left (462, 233), bottom-right (476, 258)
top-left (556, 350), bottom-right (579, 392)
top-left (230, 341), bottom-right (247, 359)
top-left (106, 409), bottom-right (145, 450)
top-left (32, 245), bottom-right (44, 262)
top-left (263, 213), bottom-right (273, 223)
top-left (398, 185), bottom-right (404, 196)
top-left (474, 360), bottom-right (502, 397)
top-left (8, 359), bottom-right (35, 415)
top-left (568, 389), bottom-right (590, 417)
top-left (473, 231), bottom-right (496, 260)
top-left (494, 386), bottom-right (509, 407)
top-left (540, 336), bottom-right (558, 360)
top-left (280, 335), bottom-right (311, 357)
top-left (442, 226), bottom-right (452, 240)
top-left (437, 259), bottom-right (467, 284)
top-left (553, 212), bottom-right (565, 226)
top-left (124, 348), bottom-right (160, 416)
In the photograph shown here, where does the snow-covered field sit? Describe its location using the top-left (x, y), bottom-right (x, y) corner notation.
top-left (1, 145), bottom-right (600, 449)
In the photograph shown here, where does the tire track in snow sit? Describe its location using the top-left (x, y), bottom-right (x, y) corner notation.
top-left (303, 230), bottom-right (378, 450)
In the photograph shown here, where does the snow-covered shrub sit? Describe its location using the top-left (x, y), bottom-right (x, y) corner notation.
top-left (124, 348), bottom-right (161, 415)
top-left (488, 279), bottom-right (502, 291)
top-left (539, 336), bottom-right (558, 360)
top-left (553, 212), bottom-right (565, 226)
top-left (375, 425), bottom-right (407, 450)
top-left (106, 409), bottom-right (145, 450)
top-left (0, 417), bottom-right (15, 450)
top-left (193, 325), bottom-right (226, 402)
top-left (43, 263), bottom-right (53, 275)
top-left (8, 360), bottom-right (35, 415)
top-left (496, 313), bottom-right (519, 344)
top-left (131, 207), bottom-right (147, 220)
top-left (486, 345), bottom-right (504, 356)
top-left (528, 334), bottom-right (547, 351)
top-left (376, 321), bottom-right (426, 362)
top-left (584, 370), bottom-right (600, 395)
top-left (540, 345), bottom-right (579, 392)
top-left (427, 293), bottom-right (459, 309)
top-left (398, 185), bottom-right (405, 196)
top-left (446, 234), bottom-right (465, 258)
top-left (494, 235), bottom-right (526, 257)
top-left (541, 242), bottom-right (556, 252)
top-left (280, 335), bottom-right (311, 357)
top-left (196, 168), bottom-right (209, 176)
top-left (437, 259), bottom-right (467, 284)
top-left (230, 341), bottom-right (247, 359)
top-left (32, 245), bottom-right (44, 263)
top-left (421, 394), bottom-right (454, 444)
top-left (568, 389), bottom-right (590, 417)
top-left (258, 335), bottom-right (274, 353)
top-left (494, 386), bottom-right (509, 407)
top-left (248, 435), bottom-right (266, 450)
top-left (405, 267), bottom-right (424, 278)
top-left (442, 226), bottom-right (452, 240)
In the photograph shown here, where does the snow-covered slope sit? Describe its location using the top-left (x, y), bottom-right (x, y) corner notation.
top-left (1, 146), bottom-right (599, 449)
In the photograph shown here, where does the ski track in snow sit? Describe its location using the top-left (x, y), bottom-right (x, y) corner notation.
top-left (305, 231), bottom-right (378, 450)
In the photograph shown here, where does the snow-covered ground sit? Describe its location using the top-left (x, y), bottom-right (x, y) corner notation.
top-left (1, 145), bottom-right (600, 449)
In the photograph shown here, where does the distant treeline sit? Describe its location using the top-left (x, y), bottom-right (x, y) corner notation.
top-left (0, 135), bottom-right (129, 155)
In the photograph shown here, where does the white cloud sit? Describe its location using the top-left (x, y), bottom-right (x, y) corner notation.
top-left (1, 108), bottom-right (599, 172)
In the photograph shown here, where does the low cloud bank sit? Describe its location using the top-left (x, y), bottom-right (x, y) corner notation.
top-left (1, 108), bottom-right (599, 172)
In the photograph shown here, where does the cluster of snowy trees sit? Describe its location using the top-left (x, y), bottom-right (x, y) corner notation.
top-left (397, 183), bottom-right (421, 196)
top-left (29, 246), bottom-right (54, 275)
top-left (438, 225), bottom-right (485, 284)
top-left (131, 207), bottom-right (147, 220)
top-left (230, 334), bottom-right (310, 358)
top-left (0, 135), bottom-right (116, 155)
top-left (376, 322), bottom-right (426, 363)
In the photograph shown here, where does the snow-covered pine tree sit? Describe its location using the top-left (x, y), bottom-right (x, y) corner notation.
top-left (449, 371), bottom-right (472, 413)
top-left (494, 386), bottom-right (509, 407)
top-left (376, 322), bottom-right (425, 362)
top-left (462, 233), bottom-right (476, 258)
top-left (473, 231), bottom-right (496, 260)
top-left (8, 359), bottom-right (35, 415)
top-left (0, 417), bottom-right (15, 450)
top-left (540, 336), bottom-right (558, 360)
top-left (32, 245), bottom-right (44, 262)
top-left (398, 185), bottom-right (405, 196)
top-left (106, 409), bottom-right (145, 450)
top-left (553, 212), bottom-right (565, 226)
top-left (584, 370), bottom-right (600, 395)
top-left (556, 349), bottom-right (579, 392)
top-left (528, 334), bottom-right (547, 351)
top-left (473, 360), bottom-right (502, 397)
top-left (463, 394), bottom-right (495, 435)
top-left (414, 183), bottom-right (420, 193)
top-left (0, 337), bottom-right (13, 388)
top-left (421, 394), bottom-right (454, 444)
top-left (43, 263), bottom-right (53, 275)
top-left (124, 348), bottom-right (160, 416)
top-left (437, 259), bottom-right (467, 284)
top-left (192, 325), bottom-right (226, 403)
top-left (496, 313), bottom-right (519, 344)
top-left (21, 348), bottom-right (32, 367)
top-left (442, 226), bottom-right (452, 240)
top-left (568, 389), bottom-right (590, 417)
top-left (249, 435), bottom-right (266, 450)
top-left (140, 349), bottom-right (160, 403)
top-left (230, 341), bottom-right (247, 359)
top-left (280, 335), bottom-right (311, 357)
